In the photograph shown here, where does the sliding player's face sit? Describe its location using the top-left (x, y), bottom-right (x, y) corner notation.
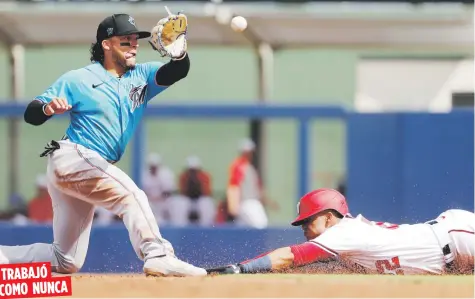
top-left (301, 211), bottom-right (333, 240)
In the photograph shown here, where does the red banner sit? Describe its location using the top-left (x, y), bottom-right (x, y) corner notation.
top-left (0, 263), bottom-right (72, 298)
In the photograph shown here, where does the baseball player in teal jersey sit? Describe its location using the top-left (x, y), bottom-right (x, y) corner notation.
top-left (0, 13), bottom-right (206, 277)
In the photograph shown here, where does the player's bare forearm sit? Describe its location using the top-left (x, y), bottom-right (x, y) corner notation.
top-left (155, 54), bottom-right (190, 86)
top-left (226, 186), bottom-right (240, 218)
top-left (268, 247), bottom-right (295, 270)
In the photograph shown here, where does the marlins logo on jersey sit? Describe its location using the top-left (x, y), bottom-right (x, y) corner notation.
top-left (129, 84), bottom-right (147, 112)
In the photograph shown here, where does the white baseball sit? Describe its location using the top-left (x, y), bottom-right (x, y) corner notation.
top-left (231, 16), bottom-right (247, 32)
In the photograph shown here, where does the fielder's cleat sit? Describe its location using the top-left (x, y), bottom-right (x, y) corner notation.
top-left (143, 255), bottom-right (207, 277)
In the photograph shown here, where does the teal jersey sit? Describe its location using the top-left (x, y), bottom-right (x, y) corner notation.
top-left (36, 62), bottom-right (166, 162)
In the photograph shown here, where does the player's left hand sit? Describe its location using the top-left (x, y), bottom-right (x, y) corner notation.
top-left (206, 264), bottom-right (241, 275)
top-left (149, 7), bottom-right (188, 60)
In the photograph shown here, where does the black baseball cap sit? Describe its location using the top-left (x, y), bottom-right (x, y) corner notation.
top-left (96, 14), bottom-right (151, 43)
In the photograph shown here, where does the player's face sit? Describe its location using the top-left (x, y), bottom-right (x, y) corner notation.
top-left (242, 150), bottom-right (254, 160)
top-left (301, 212), bottom-right (331, 240)
top-left (110, 34), bottom-right (139, 71)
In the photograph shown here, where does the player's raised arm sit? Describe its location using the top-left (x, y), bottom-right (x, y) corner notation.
top-left (24, 72), bottom-right (73, 126)
top-left (142, 7), bottom-right (190, 101)
top-left (153, 54), bottom-right (190, 87)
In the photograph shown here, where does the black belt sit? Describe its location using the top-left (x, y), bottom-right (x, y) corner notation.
top-left (428, 220), bottom-right (455, 271)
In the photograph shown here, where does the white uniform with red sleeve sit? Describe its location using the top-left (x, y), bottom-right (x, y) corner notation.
top-left (292, 209), bottom-right (474, 275)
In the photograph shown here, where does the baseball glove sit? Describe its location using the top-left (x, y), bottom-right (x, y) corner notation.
top-left (150, 6), bottom-right (188, 60)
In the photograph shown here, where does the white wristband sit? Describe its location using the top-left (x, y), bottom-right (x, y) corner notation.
top-left (172, 52), bottom-right (187, 61)
top-left (42, 103), bottom-right (49, 116)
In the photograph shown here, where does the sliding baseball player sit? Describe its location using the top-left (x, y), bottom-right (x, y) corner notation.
top-left (208, 189), bottom-right (474, 275)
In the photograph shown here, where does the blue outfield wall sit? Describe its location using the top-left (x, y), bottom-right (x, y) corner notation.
top-left (347, 110), bottom-right (474, 224)
top-left (0, 224), bottom-right (304, 273)
top-left (0, 104), bottom-right (472, 273)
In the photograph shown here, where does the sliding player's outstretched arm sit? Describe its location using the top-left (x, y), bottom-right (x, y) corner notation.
top-left (207, 242), bottom-right (336, 274)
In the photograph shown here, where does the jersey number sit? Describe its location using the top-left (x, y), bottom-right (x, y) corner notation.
top-left (375, 256), bottom-right (404, 275)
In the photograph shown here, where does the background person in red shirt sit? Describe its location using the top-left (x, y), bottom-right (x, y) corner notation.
top-left (226, 138), bottom-right (278, 229)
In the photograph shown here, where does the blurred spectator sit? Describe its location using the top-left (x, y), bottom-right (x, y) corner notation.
top-left (27, 174), bottom-right (53, 224)
top-left (142, 153), bottom-right (176, 225)
top-left (168, 156), bottom-right (216, 227)
top-left (214, 195), bottom-right (235, 225)
top-left (4, 193), bottom-right (28, 225)
top-left (8, 192), bottom-right (26, 212)
top-left (226, 138), bottom-right (278, 229)
top-left (0, 198), bottom-right (27, 223)
top-left (214, 200), bottom-right (228, 225)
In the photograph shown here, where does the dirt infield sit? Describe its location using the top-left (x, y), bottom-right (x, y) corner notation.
top-left (68, 274), bottom-right (474, 298)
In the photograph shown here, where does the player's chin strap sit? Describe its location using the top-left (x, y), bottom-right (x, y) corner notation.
top-left (426, 220), bottom-right (455, 272)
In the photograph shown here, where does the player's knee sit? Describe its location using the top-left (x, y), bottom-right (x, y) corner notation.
top-left (53, 247), bottom-right (85, 274)
top-left (56, 257), bottom-right (84, 274)
top-left (57, 252), bottom-right (84, 274)
top-left (59, 262), bottom-right (81, 274)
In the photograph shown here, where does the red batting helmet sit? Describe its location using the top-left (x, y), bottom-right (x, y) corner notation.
top-left (291, 188), bottom-right (349, 226)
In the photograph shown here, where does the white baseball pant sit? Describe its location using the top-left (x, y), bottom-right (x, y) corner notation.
top-left (434, 209), bottom-right (475, 262)
top-left (167, 195), bottom-right (216, 227)
top-left (237, 198), bottom-right (268, 229)
top-left (0, 140), bottom-right (173, 273)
